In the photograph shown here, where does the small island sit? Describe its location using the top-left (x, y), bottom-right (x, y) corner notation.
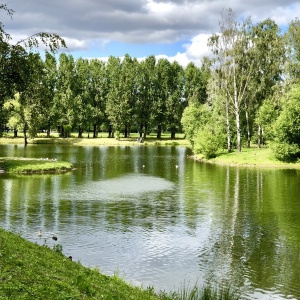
top-left (0, 157), bottom-right (73, 174)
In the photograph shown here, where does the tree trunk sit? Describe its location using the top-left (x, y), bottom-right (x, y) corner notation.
top-left (78, 126), bottom-right (83, 138)
top-left (236, 111), bottom-right (241, 152)
top-left (47, 121), bottom-right (51, 138)
top-left (245, 104), bottom-right (251, 148)
top-left (23, 126), bottom-right (28, 146)
top-left (139, 124), bottom-right (143, 138)
top-left (93, 124), bottom-right (98, 138)
top-left (14, 128), bottom-right (18, 138)
top-left (124, 125), bottom-right (128, 138)
top-left (157, 124), bottom-right (162, 139)
top-left (170, 127), bottom-right (176, 139)
top-left (258, 125), bottom-right (262, 148)
top-left (225, 93), bottom-right (231, 153)
top-left (87, 125), bottom-right (90, 138)
top-left (108, 125), bottom-right (113, 138)
top-left (143, 123), bottom-right (147, 139)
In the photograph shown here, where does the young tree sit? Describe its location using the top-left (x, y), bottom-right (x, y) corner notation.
top-left (209, 8), bottom-right (253, 152)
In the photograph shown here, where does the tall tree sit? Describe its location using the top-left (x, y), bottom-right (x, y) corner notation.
top-left (249, 19), bottom-right (284, 147)
top-left (89, 59), bottom-right (108, 138)
top-left (165, 61), bottom-right (185, 139)
top-left (0, 3), bottom-right (65, 138)
top-left (209, 8), bottom-right (253, 152)
top-left (135, 55), bottom-right (156, 139)
top-left (55, 53), bottom-right (76, 137)
top-left (40, 52), bottom-right (58, 137)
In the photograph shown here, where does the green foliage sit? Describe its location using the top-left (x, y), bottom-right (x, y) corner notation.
top-left (181, 104), bottom-right (210, 146)
top-left (271, 142), bottom-right (300, 162)
top-left (272, 85), bottom-right (300, 163)
top-left (171, 283), bottom-right (240, 300)
top-left (53, 244), bottom-right (64, 255)
top-left (194, 124), bottom-right (225, 159)
top-left (273, 85), bottom-right (300, 146)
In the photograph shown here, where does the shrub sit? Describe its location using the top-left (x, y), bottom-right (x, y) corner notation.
top-left (272, 142), bottom-right (300, 162)
top-left (194, 125), bottom-right (224, 159)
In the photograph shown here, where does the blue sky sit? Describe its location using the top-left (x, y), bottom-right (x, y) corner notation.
top-left (3, 0), bottom-right (300, 67)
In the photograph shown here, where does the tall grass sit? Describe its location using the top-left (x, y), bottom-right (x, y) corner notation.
top-left (171, 283), bottom-right (240, 300)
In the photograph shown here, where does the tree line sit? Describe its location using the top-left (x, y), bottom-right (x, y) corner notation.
top-left (0, 51), bottom-right (209, 144)
top-left (1, 5), bottom-right (300, 162)
top-left (182, 9), bottom-right (300, 161)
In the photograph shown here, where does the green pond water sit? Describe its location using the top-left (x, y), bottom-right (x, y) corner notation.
top-left (0, 144), bottom-right (300, 299)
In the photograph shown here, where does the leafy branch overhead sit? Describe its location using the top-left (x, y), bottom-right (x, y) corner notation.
top-left (1, 3), bottom-right (66, 52)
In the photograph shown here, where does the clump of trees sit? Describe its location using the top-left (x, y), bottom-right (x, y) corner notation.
top-left (0, 4), bottom-right (66, 145)
top-left (182, 9), bottom-right (300, 161)
top-left (2, 4), bottom-right (300, 162)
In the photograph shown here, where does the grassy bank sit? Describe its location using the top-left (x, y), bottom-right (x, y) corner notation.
top-left (0, 228), bottom-right (240, 300)
top-left (0, 157), bottom-right (73, 174)
top-left (196, 146), bottom-right (300, 169)
top-left (0, 228), bottom-right (169, 300)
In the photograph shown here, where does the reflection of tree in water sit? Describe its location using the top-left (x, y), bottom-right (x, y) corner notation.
top-left (1, 145), bottom-right (300, 298)
top-left (195, 166), bottom-right (300, 299)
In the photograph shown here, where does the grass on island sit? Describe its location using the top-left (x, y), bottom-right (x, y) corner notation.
top-left (0, 131), bottom-right (189, 147)
top-left (0, 228), bottom-right (240, 300)
top-left (0, 157), bottom-right (73, 174)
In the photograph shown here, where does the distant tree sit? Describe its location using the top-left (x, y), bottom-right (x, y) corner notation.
top-left (89, 59), bottom-right (108, 138)
top-left (135, 55), bottom-right (156, 139)
top-left (55, 53), bottom-right (76, 137)
top-left (153, 58), bottom-right (169, 138)
top-left (165, 61), bottom-right (185, 139)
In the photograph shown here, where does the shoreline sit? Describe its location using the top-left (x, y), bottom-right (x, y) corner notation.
top-left (1, 136), bottom-right (300, 169)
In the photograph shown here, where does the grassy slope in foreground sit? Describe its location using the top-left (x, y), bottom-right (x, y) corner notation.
top-left (0, 228), bottom-right (170, 300)
top-left (199, 146), bottom-right (300, 168)
top-left (0, 157), bottom-right (73, 174)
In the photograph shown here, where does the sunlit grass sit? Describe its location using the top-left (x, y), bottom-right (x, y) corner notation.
top-left (202, 146), bottom-right (300, 168)
top-left (0, 131), bottom-right (190, 147)
top-left (0, 227), bottom-right (241, 300)
top-left (0, 157), bottom-right (73, 174)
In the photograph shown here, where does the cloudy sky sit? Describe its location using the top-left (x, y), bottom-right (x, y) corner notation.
top-left (2, 0), bottom-right (300, 66)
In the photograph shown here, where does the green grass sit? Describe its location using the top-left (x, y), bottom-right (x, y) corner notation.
top-left (0, 228), bottom-right (171, 300)
top-left (0, 228), bottom-right (241, 300)
top-left (0, 132), bottom-right (189, 147)
top-left (0, 157), bottom-right (73, 174)
top-left (196, 146), bottom-right (300, 169)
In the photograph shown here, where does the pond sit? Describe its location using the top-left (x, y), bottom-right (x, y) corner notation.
top-left (0, 144), bottom-right (300, 299)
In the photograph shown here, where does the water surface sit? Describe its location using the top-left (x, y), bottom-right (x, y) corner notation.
top-left (0, 144), bottom-right (300, 299)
